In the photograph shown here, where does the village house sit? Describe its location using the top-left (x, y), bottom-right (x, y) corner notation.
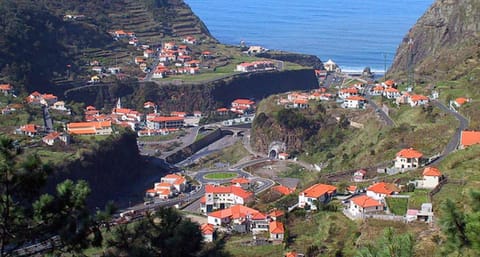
top-left (146, 173), bottom-right (187, 199)
top-left (314, 69), bottom-right (328, 79)
top-left (26, 92), bottom-right (58, 106)
top-left (366, 182), bottom-right (399, 201)
top-left (370, 85), bottom-right (384, 96)
top-left (459, 130), bottom-right (480, 149)
top-left (146, 114), bottom-right (184, 129)
top-left (250, 212), bottom-right (270, 234)
top-left (216, 107), bottom-right (229, 115)
top-left (18, 124), bottom-right (39, 137)
top-left (338, 87), bottom-right (358, 99)
top-left (201, 185), bottom-right (254, 213)
top-left (108, 67), bottom-right (121, 74)
top-left (152, 66), bottom-right (168, 78)
top-left (406, 203), bottom-right (434, 223)
top-left (183, 36), bottom-right (197, 45)
top-left (408, 94), bottom-right (429, 107)
top-left (231, 99), bottom-right (255, 114)
top-left (42, 132), bottom-right (69, 146)
top-left (382, 80), bottom-right (397, 88)
top-left (134, 56), bottom-right (146, 65)
top-left (247, 46), bottom-right (267, 54)
top-left (278, 152), bottom-right (289, 160)
top-left (202, 51), bottom-right (213, 59)
top-left (193, 111), bottom-right (202, 118)
top-left (269, 221), bottom-right (285, 241)
top-left (231, 177), bottom-right (251, 190)
top-left (343, 96), bottom-right (366, 109)
top-left (67, 121), bottom-right (112, 135)
top-left (161, 174), bottom-right (187, 192)
top-left (0, 84), bottom-right (13, 96)
top-left (235, 61), bottom-right (275, 72)
top-left (143, 101), bottom-right (156, 109)
top-left (353, 169), bottom-right (367, 182)
top-left (272, 185), bottom-right (295, 196)
top-left (206, 204), bottom-right (263, 227)
top-left (323, 59), bottom-right (339, 72)
top-left (170, 111), bottom-right (187, 118)
top-left (415, 166), bottom-right (443, 189)
top-left (452, 97), bottom-right (470, 108)
top-left (298, 183), bottom-right (337, 210)
top-left (383, 87), bottom-right (401, 99)
top-left (394, 148), bottom-right (424, 170)
top-left (201, 224), bottom-right (215, 242)
top-left (348, 195), bottom-right (384, 217)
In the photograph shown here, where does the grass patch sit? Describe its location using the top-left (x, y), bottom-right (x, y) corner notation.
top-left (137, 130), bottom-right (186, 142)
top-left (203, 172), bottom-right (238, 180)
top-left (187, 141), bottom-right (249, 170)
top-left (385, 197), bottom-right (408, 215)
top-left (405, 189), bottom-right (430, 209)
top-left (225, 234), bottom-right (283, 257)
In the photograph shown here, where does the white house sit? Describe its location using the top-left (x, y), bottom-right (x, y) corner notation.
top-left (353, 169), bottom-right (367, 182)
top-left (269, 221), bottom-right (285, 241)
top-left (146, 115), bottom-right (184, 129)
top-left (324, 59), bottom-right (339, 72)
top-left (298, 183), bottom-right (336, 210)
top-left (161, 174), bottom-right (187, 192)
top-left (348, 195), bottom-right (384, 217)
top-left (293, 99), bottom-right (309, 109)
top-left (383, 87), bottom-right (401, 99)
top-left (343, 96), bottom-right (366, 109)
top-left (394, 148), bottom-right (423, 169)
top-left (417, 167), bottom-right (443, 189)
top-left (201, 224), bottom-right (215, 242)
top-left (408, 94), bottom-right (429, 107)
top-left (201, 185), bottom-right (254, 213)
top-left (338, 87), bottom-right (358, 99)
top-left (366, 182), bottom-right (399, 201)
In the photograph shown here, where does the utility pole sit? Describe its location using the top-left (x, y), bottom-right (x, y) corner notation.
top-left (383, 53), bottom-right (387, 80)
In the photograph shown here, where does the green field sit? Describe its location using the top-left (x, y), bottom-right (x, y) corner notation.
top-left (203, 172), bottom-right (238, 180)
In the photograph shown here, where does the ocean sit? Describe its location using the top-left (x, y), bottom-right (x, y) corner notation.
top-left (184, 0), bottom-right (433, 72)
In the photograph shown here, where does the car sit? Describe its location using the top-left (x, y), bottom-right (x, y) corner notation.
top-left (144, 200), bottom-right (154, 206)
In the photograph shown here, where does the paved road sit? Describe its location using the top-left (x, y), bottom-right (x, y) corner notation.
top-left (364, 84), bottom-right (395, 126)
top-left (430, 100), bottom-right (469, 164)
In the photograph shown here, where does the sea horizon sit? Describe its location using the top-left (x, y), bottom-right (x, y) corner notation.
top-left (185, 0), bottom-right (433, 72)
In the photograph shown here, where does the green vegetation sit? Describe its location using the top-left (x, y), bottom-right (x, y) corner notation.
top-left (386, 197), bottom-right (408, 215)
top-left (357, 227), bottom-right (414, 257)
top-left (187, 141), bottom-right (249, 170)
top-left (204, 172), bottom-right (238, 180)
top-left (225, 234), bottom-right (283, 257)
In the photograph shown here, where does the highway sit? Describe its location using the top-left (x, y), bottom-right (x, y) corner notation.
top-left (364, 84), bottom-right (395, 126)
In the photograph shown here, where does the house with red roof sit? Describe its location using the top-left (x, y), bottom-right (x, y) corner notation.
top-left (348, 195), bottom-right (384, 217)
top-left (146, 173), bottom-right (187, 199)
top-left (298, 183), bottom-right (337, 210)
top-left (366, 182), bottom-right (399, 200)
top-left (394, 148), bottom-right (424, 169)
top-left (269, 209), bottom-right (285, 221)
top-left (272, 185), bottom-right (295, 196)
top-left (235, 61), bottom-right (275, 72)
top-left (370, 85), bottom-right (384, 96)
top-left (452, 97), bottom-right (470, 108)
top-left (26, 92), bottom-right (58, 106)
top-left (338, 87), bottom-right (359, 99)
top-left (231, 177), bottom-right (251, 190)
top-left (201, 223), bottom-right (215, 242)
top-left (207, 204), bottom-right (262, 226)
top-left (183, 36), bottom-right (197, 45)
top-left (143, 101), bottom-right (156, 109)
top-left (293, 99), bottom-right (309, 109)
top-left (161, 174), bottom-right (187, 192)
top-left (278, 152), bottom-right (289, 160)
top-left (67, 121), bottom-right (112, 135)
top-left (201, 185), bottom-right (254, 213)
top-left (343, 96), bottom-right (367, 109)
top-left (216, 107), bottom-right (229, 115)
top-left (416, 166), bottom-right (444, 189)
top-left (42, 132), bottom-right (69, 146)
top-left (382, 79), bottom-right (396, 88)
top-left (408, 94), bottom-right (429, 107)
top-left (18, 124), bottom-right (39, 137)
top-left (353, 169), bottom-right (367, 182)
top-left (269, 221), bottom-right (285, 241)
top-left (459, 130), bottom-right (480, 149)
top-left (146, 114), bottom-right (184, 129)
top-left (0, 84), bottom-right (13, 96)
top-left (383, 87), bottom-right (401, 99)
top-left (231, 99), bottom-right (255, 114)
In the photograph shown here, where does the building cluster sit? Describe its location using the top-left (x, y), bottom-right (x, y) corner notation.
top-left (216, 98), bottom-right (256, 115)
top-left (277, 88), bottom-right (334, 109)
top-left (199, 178), bottom-right (286, 242)
top-left (370, 80), bottom-right (430, 107)
top-left (145, 173), bottom-right (187, 200)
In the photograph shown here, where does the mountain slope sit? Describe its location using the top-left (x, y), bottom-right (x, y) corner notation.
top-left (388, 0), bottom-right (480, 81)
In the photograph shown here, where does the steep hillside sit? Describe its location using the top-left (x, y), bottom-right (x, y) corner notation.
top-left (0, 0), bottom-right (214, 93)
top-left (388, 0), bottom-right (480, 81)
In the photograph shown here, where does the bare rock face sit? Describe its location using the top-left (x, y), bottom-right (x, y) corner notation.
top-left (388, 0), bottom-right (480, 81)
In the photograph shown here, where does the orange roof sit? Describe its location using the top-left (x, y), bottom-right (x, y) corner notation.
top-left (68, 128), bottom-right (96, 135)
top-left (455, 97), bottom-right (469, 105)
top-left (340, 87), bottom-right (358, 94)
top-left (301, 183), bottom-right (336, 198)
top-left (367, 182), bottom-right (398, 195)
top-left (144, 101), bottom-right (156, 108)
top-left (231, 177), bottom-right (250, 184)
top-left (232, 99), bottom-right (255, 105)
top-left (285, 252), bottom-right (297, 257)
top-left (272, 185), bottom-right (294, 195)
top-left (0, 84), bottom-right (12, 90)
top-left (170, 111), bottom-right (187, 116)
top-left (423, 167), bottom-right (442, 177)
top-left (396, 148), bottom-right (423, 158)
top-left (346, 96), bottom-right (366, 101)
top-left (67, 121), bottom-right (111, 129)
top-left (385, 87), bottom-right (399, 93)
top-left (294, 99), bottom-right (308, 104)
top-left (251, 212), bottom-right (267, 220)
top-left (148, 116), bottom-right (184, 122)
top-left (21, 124), bottom-right (38, 133)
top-left (410, 94), bottom-right (429, 102)
top-left (201, 223), bottom-right (215, 235)
top-left (216, 107), bottom-right (229, 112)
top-left (351, 195), bottom-right (383, 208)
top-left (208, 205), bottom-right (260, 220)
top-left (43, 132), bottom-right (61, 140)
top-left (461, 131), bottom-right (480, 147)
top-left (200, 196), bottom-right (206, 204)
top-left (269, 209), bottom-right (285, 218)
top-left (269, 221), bottom-right (284, 234)
top-left (373, 85), bottom-right (384, 91)
top-left (347, 185), bottom-right (357, 192)
top-left (384, 80), bottom-right (395, 87)
top-left (205, 185), bottom-right (253, 200)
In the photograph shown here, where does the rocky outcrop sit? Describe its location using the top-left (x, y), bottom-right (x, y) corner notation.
top-left (388, 0), bottom-right (480, 81)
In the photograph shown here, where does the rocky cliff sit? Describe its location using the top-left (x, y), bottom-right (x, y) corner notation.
top-left (388, 0), bottom-right (480, 81)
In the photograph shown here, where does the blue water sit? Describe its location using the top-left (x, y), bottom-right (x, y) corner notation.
top-left (185, 0), bottom-right (433, 72)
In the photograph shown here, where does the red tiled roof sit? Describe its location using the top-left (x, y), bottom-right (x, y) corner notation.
top-left (347, 185), bottom-right (357, 192)
top-left (201, 223), bottom-right (215, 235)
top-left (367, 182), bottom-right (398, 195)
top-left (396, 148), bottom-right (423, 158)
top-left (410, 94), bottom-right (429, 102)
top-left (269, 221), bottom-right (284, 234)
top-left (423, 167), bottom-right (442, 177)
top-left (43, 132), bottom-right (61, 140)
top-left (232, 99), bottom-right (255, 105)
top-left (285, 252), bottom-right (297, 257)
top-left (231, 177), bottom-right (250, 184)
top-left (216, 107), bottom-right (229, 112)
top-left (0, 84), bottom-right (12, 90)
top-left (148, 116), bottom-right (184, 122)
top-left (340, 87), bottom-right (358, 94)
top-left (455, 97), bottom-right (469, 105)
top-left (208, 205), bottom-right (260, 220)
top-left (205, 185), bottom-right (253, 200)
top-left (301, 184), bottom-right (336, 198)
top-left (272, 185), bottom-right (294, 195)
top-left (269, 209), bottom-right (284, 218)
top-left (384, 80), bottom-right (395, 87)
top-left (67, 121), bottom-right (111, 129)
top-left (21, 124), bottom-right (38, 133)
top-left (346, 96), bottom-right (366, 101)
top-left (351, 195), bottom-right (383, 208)
top-left (461, 131), bottom-right (480, 147)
